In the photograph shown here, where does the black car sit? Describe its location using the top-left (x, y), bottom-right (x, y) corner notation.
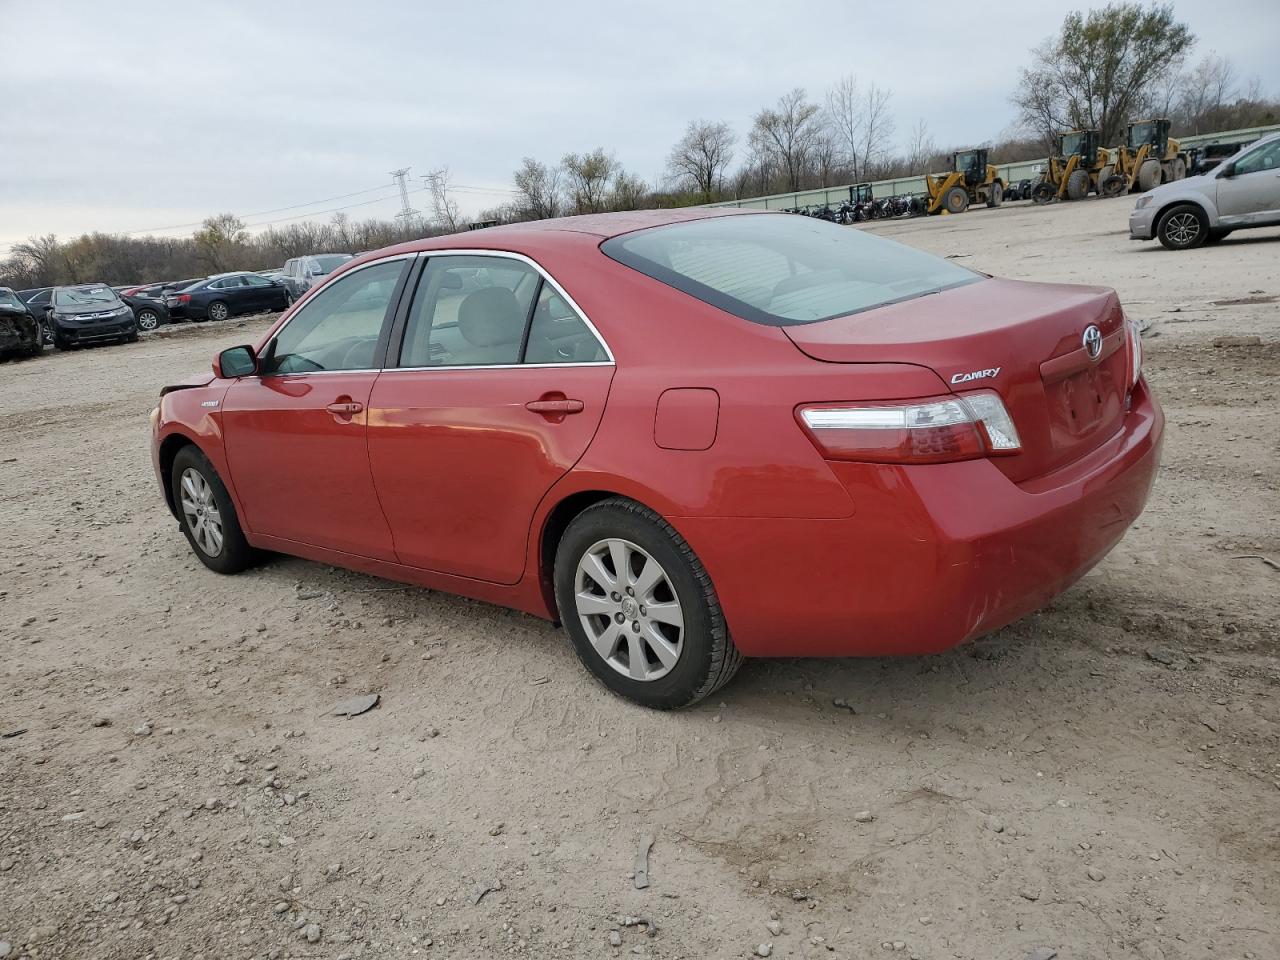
top-left (16, 287), bottom-right (55, 344)
top-left (45, 283), bottom-right (138, 349)
top-left (0, 286), bottom-right (42, 359)
top-left (118, 286), bottom-right (172, 332)
top-left (166, 272), bottom-right (290, 321)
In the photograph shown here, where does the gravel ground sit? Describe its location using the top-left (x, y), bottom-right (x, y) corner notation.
top-left (1, 198), bottom-right (1277, 960)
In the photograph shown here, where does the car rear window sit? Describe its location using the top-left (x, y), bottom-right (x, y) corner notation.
top-left (601, 213), bottom-right (979, 326)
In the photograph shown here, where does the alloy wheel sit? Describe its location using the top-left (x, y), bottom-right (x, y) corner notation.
top-left (1165, 213), bottom-right (1200, 246)
top-left (179, 467), bottom-right (224, 557)
top-left (137, 310), bottom-right (159, 331)
top-left (575, 538), bottom-right (684, 681)
top-left (209, 302), bottom-right (229, 321)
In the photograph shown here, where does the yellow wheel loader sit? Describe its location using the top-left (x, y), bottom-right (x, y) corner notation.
top-left (1031, 129), bottom-right (1125, 203)
top-left (1112, 118), bottom-right (1189, 193)
top-left (924, 149), bottom-right (1005, 215)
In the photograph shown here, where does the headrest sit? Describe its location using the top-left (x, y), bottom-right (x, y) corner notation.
top-left (458, 286), bottom-right (522, 347)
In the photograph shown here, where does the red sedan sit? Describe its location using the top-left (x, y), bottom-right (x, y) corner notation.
top-left (150, 209), bottom-right (1163, 709)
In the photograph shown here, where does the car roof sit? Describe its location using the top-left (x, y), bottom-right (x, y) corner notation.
top-left (356, 207), bottom-right (763, 266)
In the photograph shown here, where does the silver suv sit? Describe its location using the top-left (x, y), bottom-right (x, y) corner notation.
top-left (281, 253), bottom-right (353, 297)
top-left (1129, 132), bottom-right (1280, 249)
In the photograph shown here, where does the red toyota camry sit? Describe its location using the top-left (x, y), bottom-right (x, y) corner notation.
top-left (150, 209), bottom-right (1163, 709)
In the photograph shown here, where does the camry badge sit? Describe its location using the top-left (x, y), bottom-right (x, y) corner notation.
top-left (1083, 324), bottom-right (1103, 361)
top-left (950, 366), bottom-right (1001, 385)
top-left (201, 400), bottom-right (220, 408)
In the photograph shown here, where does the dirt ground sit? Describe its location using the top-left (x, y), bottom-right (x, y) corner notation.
top-left (1, 199), bottom-right (1277, 960)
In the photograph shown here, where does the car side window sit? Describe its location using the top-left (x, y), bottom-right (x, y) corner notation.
top-left (242, 274), bottom-right (271, 287)
top-left (264, 260), bottom-right (405, 375)
top-left (1233, 140), bottom-right (1280, 176)
top-left (524, 283), bottom-right (608, 364)
top-left (399, 256), bottom-right (540, 367)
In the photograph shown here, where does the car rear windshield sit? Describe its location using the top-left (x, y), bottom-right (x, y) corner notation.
top-left (601, 214), bottom-right (979, 326)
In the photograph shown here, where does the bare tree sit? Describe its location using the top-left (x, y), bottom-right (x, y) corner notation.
top-left (562, 149), bottom-right (617, 214)
top-left (610, 169), bottom-right (649, 211)
top-left (857, 83), bottom-right (896, 178)
top-left (826, 76), bottom-right (864, 178)
top-left (512, 157), bottom-right (563, 221)
top-left (666, 119), bottom-right (736, 201)
top-left (425, 167), bottom-right (461, 233)
top-left (904, 119), bottom-right (938, 173)
top-left (749, 88), bottom-right (822, 192)
top-left (1012, 3), bottom-right (1194, 146)
top-left (1177, 53), bottom-right (1239, 133)
top-left (193, 214), bottom-right (247, 272)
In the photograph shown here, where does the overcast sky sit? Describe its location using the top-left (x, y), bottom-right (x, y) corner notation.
top-left (2, 0), bottom-right (1277, 253)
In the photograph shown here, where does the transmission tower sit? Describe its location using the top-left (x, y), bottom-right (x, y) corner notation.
top-left (389, 167), bottom-right (419, 225)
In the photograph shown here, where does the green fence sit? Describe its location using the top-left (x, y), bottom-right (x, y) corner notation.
top-left (709, 123), bottom-right (1280, 210)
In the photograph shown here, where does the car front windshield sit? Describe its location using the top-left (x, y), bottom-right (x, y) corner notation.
top-left (312, 254), bottom-right (352, 274)
top-left (602, 214), bottom-right (980, 327)
top-left (54, 286), bottom-right (120, 307)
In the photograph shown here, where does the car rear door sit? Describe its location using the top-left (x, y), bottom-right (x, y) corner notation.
top-left (366, 253), bottom-right (615, 584)
top-left (220, 256), bottom-right (412, 559)
top-left (1217, 139), bottom-right (1280, 224)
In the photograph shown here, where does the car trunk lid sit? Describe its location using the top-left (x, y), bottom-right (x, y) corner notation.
top-left (783, 277), bottom-right (1131, 482)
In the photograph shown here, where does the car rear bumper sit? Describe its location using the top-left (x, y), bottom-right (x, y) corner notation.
top-left (676, 379), bottom-right (1164, 657)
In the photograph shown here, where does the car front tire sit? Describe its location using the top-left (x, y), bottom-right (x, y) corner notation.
top-left (170, 446), bottom-right (257, 574)
top-left (554, 498), bottom-right (743, 709)
top-left (1156, 204), bottom-right (1209, 250)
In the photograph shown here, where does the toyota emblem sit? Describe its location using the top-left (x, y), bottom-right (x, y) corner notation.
top-left (1082, 324), bottom-right (1103, 361)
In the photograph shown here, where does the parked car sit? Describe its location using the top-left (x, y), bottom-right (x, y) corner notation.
top-left (119, 287), bottom-right (171, 332)
top-left (46, 283), bottom-right (138, 348)
top-left (166, 272), bottom-right (290, 321)
top-left (151, 209), bottom-right (1162, 709)
top-left (281, 253), bottom-right (353, 298)
top-left (1130, 132), bottom-right (1280, 249)
top-left (16, 287), bottom-right (55, 344)
top-left (1187, 140), bottom-right (1253, 176)
top-left (0, 286), bottom-right (42, 359)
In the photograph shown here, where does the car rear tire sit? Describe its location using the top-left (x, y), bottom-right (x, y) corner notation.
top-left (136, 309), bottom-right (161, 331)
top-left (1156, 204), bottom-right (1209, 250)
top-left (207, 301), bottom-right (229, 322)
top-left (171, 446), bottom-right (257, 574)
top-left (553, 498), bottom-right (743, 709)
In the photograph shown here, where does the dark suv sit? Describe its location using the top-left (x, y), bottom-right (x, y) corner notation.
top-left (46, 284), bottom-right (139, 349)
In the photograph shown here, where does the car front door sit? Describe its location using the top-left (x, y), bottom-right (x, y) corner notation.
top-left (1216, 139), bottom-right (1280, 224)
top-left (239, 273), bottom-right (276, 311)
top-left (366, 254), bottom-right (615, 584)
top-left (220, 256), bottom-right (411, 559)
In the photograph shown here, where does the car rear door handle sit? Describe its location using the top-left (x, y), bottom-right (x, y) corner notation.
top-left (326, 400), bottom-right (363, 416)
top-left (525, 398), bottom-right (584, 415)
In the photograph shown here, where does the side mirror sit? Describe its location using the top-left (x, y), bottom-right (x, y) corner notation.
top-left (215, 344), bottom-right (257, 379)
top-left (1219, 162), bottom-right (1235, 178)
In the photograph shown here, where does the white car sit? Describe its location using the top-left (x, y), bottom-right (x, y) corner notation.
top-left (1129, 132), bottom-right (1280, 249)
top-left (281, 253), bottom-right (354, 297)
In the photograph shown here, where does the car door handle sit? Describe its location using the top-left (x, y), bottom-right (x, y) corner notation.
top-left (525, 398), bottom-right (584, 415)
top-left (326, 400), bottom-right (363, 416)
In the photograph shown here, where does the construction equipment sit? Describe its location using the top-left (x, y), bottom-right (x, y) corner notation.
top-left (924, 149), bottom-right (1005, 214)
top-left (1031, 129), bottom-right (1125, 203)
top-left (1112, 118), bottom-right (1189, 193)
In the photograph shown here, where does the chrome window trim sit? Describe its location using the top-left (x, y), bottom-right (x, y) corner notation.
top-left (402, 248), bottom-right (615, 366)
top-left (385, 361), bottom-right (615, 374)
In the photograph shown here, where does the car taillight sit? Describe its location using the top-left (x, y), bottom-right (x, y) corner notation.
top-left (797, 390), bottom-right (1021, 464)
top-left (177, 294), bottom-right (191, 304)
top-left (1124, 314), bottom-right (1143, 389)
